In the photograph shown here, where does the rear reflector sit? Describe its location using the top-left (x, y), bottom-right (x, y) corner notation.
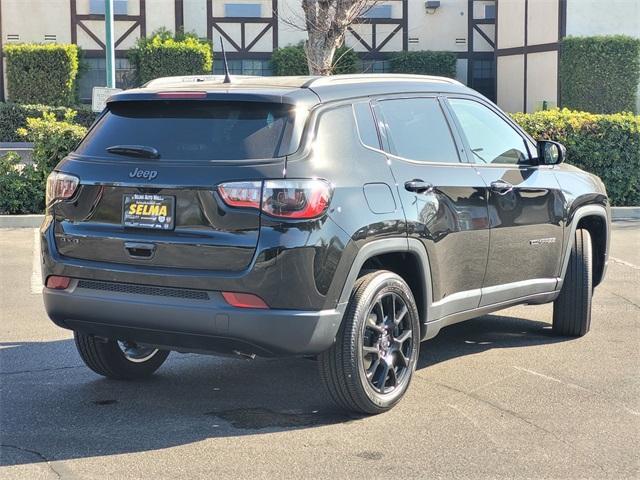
top-left (46, 276), bottom-right (71, 290)
top-left (156, 91), bottom-right (207, 99)
top-left (221, 292), bottom-right (269, 309)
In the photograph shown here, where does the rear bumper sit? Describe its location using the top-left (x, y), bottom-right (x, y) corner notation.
top-left (43, 280), bottom-right (344, 357)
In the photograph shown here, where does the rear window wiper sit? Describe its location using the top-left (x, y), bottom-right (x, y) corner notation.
top-left (106, 145), bottom-right (160, 159)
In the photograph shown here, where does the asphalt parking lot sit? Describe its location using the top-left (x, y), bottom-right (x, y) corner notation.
top-left (1, 222), bottom-right (638, 479)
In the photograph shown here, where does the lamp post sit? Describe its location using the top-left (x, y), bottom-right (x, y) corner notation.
top-left (105, 0), bottom-right (115, 88)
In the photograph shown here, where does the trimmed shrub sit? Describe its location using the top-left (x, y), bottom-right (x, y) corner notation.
top-left (0, 152), bottom-right (44, 214)
top-left (18, 112), bottom-right (87, 175)
top-left (272, 44), bottom-right (308, 76)
top-left (0, 102), bottom-right (97, 142)
top-left (130, 29), bottom-right (213, 84)
top-left (512, 109), bottom-right (640, 206)
top-left (4, 43), bottom-right (80, 106)
top-left (271, 43), bottom-right (358, 76)
top-left (390, 51), bottom-right (457, 77)
top-left (560, 36), bottom-right (640, 114)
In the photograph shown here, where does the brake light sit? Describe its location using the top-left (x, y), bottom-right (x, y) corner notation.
top-left (218, 181), bottom-right (262, 209)
top-left (217, 179), bottom-right (332, 220)
top-left (156, 91), bottom-right (207, 99)
top-left (46, 171), bottom-right (79, 206)
top-left (46, 276), bottom-right (71, 290)
top-left (222, 292), bottom-right (269, 309)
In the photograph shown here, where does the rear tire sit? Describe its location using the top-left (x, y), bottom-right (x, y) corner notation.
top-left (553, 228), bottom-right (593, 337)
top-left (74, 332), bottom-right (169, 379)
top-left (319, 270), bottom-right (420, 414)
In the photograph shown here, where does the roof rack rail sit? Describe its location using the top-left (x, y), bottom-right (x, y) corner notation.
top-left (305, 73), bottom-right (463, 88)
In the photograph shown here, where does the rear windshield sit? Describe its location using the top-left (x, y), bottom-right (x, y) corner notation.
top-left (76, 101), bottom-right (296, 161)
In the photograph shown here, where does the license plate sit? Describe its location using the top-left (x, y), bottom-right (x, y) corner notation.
top-left (123, 194), bottom-right (175, 230)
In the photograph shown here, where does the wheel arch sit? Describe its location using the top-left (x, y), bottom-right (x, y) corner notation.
top-left (337, 238), bottom-right (432, 338)
top-left (558, 204), bottom-right (609, 289)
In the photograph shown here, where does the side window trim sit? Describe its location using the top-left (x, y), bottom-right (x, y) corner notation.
top-left (443, 95), bottom-right (537, 167)
top-left (371, 95), bottom-right (466, 165)
top-left (353, 100), bottom-right (383, 150)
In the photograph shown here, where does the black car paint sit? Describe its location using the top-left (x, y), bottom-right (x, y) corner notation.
top-left (41, 76), bottom-right (610, 357)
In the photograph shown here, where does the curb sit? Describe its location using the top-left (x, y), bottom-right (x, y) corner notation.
top-left (611, 207), bottom-right (640, 221)
top-left (0, 214), bottom-right (44, 228)
top-left (1, 207), bottom-right (639, 228)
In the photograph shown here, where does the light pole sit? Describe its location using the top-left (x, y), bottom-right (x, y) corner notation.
top-left (105, 0), bottom-right (115, 88)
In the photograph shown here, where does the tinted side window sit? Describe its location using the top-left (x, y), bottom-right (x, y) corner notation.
top-left (448, 98), bottom-right (530, 165)
top-left (353, 102), bottom-right (381, 149)
top-left (378, 98), bottom-right (460, 163)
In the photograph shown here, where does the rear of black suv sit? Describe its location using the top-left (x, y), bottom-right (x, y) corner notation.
top-left (41, 88), bottom-right (355, 365)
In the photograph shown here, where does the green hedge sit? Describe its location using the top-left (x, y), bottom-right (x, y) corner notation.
top-left (390, 51), bottom-right (457, 77)
top-left (0, 102), bottom-right (97, 142)
top-left (560, 36), bottom-right (640, 114)
top-left (130, 29), bottom-right (213, 84)
top-left (512, 109), bottom-right (640, 206)
top-left (0, 152), bottom-right (44, 215)
top-left (1, 113), bottom-right (87, 214)
top-left (4, 43), bottom-right (80, 106)
top-left (271, 43), bottom-right (358, 76)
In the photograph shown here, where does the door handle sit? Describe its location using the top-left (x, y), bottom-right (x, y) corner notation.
top-left (405, 179), bottom-right (434, 194)
top-left (490, 180), bottom-right (514, 195)
top-left (124, 242), bottom-right (156, 259)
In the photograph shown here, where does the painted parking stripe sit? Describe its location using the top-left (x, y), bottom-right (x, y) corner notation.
top-left (609, 256), bottom-right (640, 271)
top-left (30, 228), bottom-right (43, 294)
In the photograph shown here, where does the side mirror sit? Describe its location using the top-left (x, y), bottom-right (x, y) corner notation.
top-left (537, 140), bottom-right (566, 165)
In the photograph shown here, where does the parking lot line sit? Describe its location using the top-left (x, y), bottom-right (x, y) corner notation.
top-left (30, 228), bottom-right (42, 295)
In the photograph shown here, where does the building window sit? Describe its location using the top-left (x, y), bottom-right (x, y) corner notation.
top-left (484, 4), bottom-right (496, 20)
top-left (470, 59), bottom-right (495, 101)
top-left (78, 57), bottom-right (135, 102)
top-left (90, 0), bottom-right (128, 15)
top-left (358, 59), bottom-right (392, 73)
top-left (214, 59), bottom-right (272, 76)
top-left (224, 3), bottom-right (262, 17)
top-left (362, 5), bottom-right (392, 19)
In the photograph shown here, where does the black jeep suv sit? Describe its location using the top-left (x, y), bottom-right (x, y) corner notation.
top-left (41, 74), bottom-right (610, 414)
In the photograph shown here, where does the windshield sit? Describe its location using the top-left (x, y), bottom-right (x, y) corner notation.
top-left (76, 101), bottom-right (296, 161)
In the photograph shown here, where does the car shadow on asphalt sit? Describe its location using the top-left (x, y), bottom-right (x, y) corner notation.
top-left (0, 314), bottom-right (571, 466)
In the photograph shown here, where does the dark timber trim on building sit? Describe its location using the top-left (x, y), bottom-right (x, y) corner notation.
top-left (347, 0), bottom-right (408, 60)
top-left (70, 0), bottom-right (146, 57)
top-left (495, 0), bottom-right (568, 109)
top-left (468, 0), bottom-right (497, 101)
top-left (207, 0), bottom-right (278, 61)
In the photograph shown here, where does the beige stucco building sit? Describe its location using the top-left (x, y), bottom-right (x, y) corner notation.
top-left (1, 0), bottom-right (638, 112)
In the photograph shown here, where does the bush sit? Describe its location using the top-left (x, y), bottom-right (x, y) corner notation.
top-left (271, 43), bottom-right (358, 76)
top-left (4, 43), bottom-right (80, 106)
top-left (390, 51), bottom-right (457, 77)
top-left (18, 112), bottom-right (87, 175)
top-left (0, 102), bottom-right (97, 142)
top-left (560, 36), bottom-right (640, 114)
top-left (0, 152), bottom-right (44, 214)
top-left (0, 152), bottom-right (44, 215)
top-left (130, 29), bottom-right (213, 84)
top-left (272, 44), bottom-right (308, 76)
top-left (512, 109), bottom-right (640, 206)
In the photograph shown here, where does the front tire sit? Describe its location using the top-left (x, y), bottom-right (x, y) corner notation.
top-left (553, 228), bottom-right (593, 336)
top-left (319, 271), bottom-right (420, 414)
top-left (74, 332), bottom-right (169, 379)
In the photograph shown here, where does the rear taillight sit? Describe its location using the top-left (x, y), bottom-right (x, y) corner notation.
top-left (46, 171), bottom-right (79, 206)
top-left (218, 179), bottom-right (332, 220)
top-left (218, 181), bottom-right (262, 209)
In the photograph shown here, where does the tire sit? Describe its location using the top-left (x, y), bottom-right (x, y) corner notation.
top-left (74, 332), bottom-right (170, 379)
top-left (319, 270), bottom-right (420, 414)
top-left (553, 228), bottom-right (593, 337)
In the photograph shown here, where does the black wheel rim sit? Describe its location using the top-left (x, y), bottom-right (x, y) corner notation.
top-left (361, 292), bottom-right (413, 394)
